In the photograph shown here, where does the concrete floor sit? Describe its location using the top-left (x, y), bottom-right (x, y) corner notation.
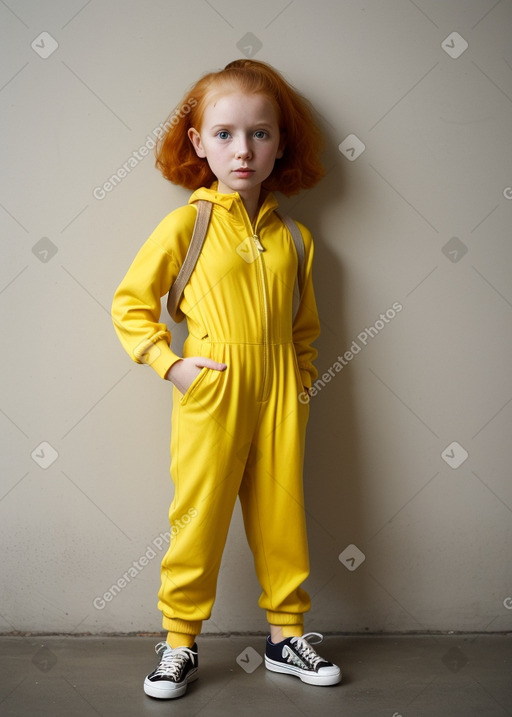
top-left (0, 634), bottom-right (510, 716)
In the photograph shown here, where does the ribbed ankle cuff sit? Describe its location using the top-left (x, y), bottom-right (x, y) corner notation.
top-left (162, 616), bottom-right (203, 635)
top-left (266, 610), bottom-right (306, 626)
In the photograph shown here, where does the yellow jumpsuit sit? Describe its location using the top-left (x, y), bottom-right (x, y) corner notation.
top-left (111, 183), bottom-right (320, 638)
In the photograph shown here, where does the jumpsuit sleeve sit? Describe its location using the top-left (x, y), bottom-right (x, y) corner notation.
top-left (111, 206), bottom-right (196, 380)
top-left (292, 222), bottom-right (321, 389)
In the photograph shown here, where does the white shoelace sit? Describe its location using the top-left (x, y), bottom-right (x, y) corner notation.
top-left (152, 641), bottom-right (197, 679)
top-left (289, 632), bottom-right (326, 669)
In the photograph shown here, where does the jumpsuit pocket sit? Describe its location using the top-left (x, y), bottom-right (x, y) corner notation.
top-left (179, 367), bottom-right (210, 406)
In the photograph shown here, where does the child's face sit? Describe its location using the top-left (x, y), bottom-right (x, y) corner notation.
top-left (188, 91), bottom-right (284, 200)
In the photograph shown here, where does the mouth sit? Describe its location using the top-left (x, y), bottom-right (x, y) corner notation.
top-left (233, 168), bottom-right (255, 177)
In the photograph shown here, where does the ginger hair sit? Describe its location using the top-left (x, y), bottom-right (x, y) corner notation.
top-left (155, 59), bottom-right (324, 196)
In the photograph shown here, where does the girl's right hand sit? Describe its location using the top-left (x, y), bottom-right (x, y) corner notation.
top-left (165, 356), bottom-right (227, 394)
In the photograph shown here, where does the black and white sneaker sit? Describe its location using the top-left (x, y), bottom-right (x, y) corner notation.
top-left (144, 641), bottom-right (198, 699)
top-left (265, 632), bottom-right (341, 686)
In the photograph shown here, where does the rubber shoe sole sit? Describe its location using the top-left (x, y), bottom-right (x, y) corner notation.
top-left (265, 656), bottom-right (341, 686)
top-left (143, 667), bottom-right (198, 699)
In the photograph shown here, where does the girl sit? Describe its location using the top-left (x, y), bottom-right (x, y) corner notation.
top-left (111, 59), bottom-right (341, 699)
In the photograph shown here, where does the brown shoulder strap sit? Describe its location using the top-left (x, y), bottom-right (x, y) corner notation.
top-left (274, 211), bottom-right (305, 321)
top-left (167, 200), bottom-right (212, 323)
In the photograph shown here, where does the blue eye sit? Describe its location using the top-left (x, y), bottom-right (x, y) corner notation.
top-left (217, 130), bottom-right (230, 140)
top-left (254, 130), bottom-right (268, 139)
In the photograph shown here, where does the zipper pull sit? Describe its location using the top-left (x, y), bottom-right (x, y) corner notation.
top-left (253, 235), bottom-right (265, 252)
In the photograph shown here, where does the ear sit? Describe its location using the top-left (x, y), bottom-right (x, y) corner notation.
top-left (188, 127), bottom-right (207, 158)
top-left (276, 130), bottom-right (286, 160)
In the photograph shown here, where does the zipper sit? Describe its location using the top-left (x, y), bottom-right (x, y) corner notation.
top-left (253, 235), bottom-right (265, 252)
top-left (238, 198), bottom-right (272, 403)
top-left (251, 231), bottom-right (271, 402)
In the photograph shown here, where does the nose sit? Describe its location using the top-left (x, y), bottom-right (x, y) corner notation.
top-left (234, 135), bottom-right (252, 160)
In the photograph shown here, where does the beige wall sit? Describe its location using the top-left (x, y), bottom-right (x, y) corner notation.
top-left (1, 0), bottom-right (511, 634)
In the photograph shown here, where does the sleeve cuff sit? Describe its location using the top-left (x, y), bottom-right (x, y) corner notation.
top-left (141, 339), bottom-right (182, 379)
